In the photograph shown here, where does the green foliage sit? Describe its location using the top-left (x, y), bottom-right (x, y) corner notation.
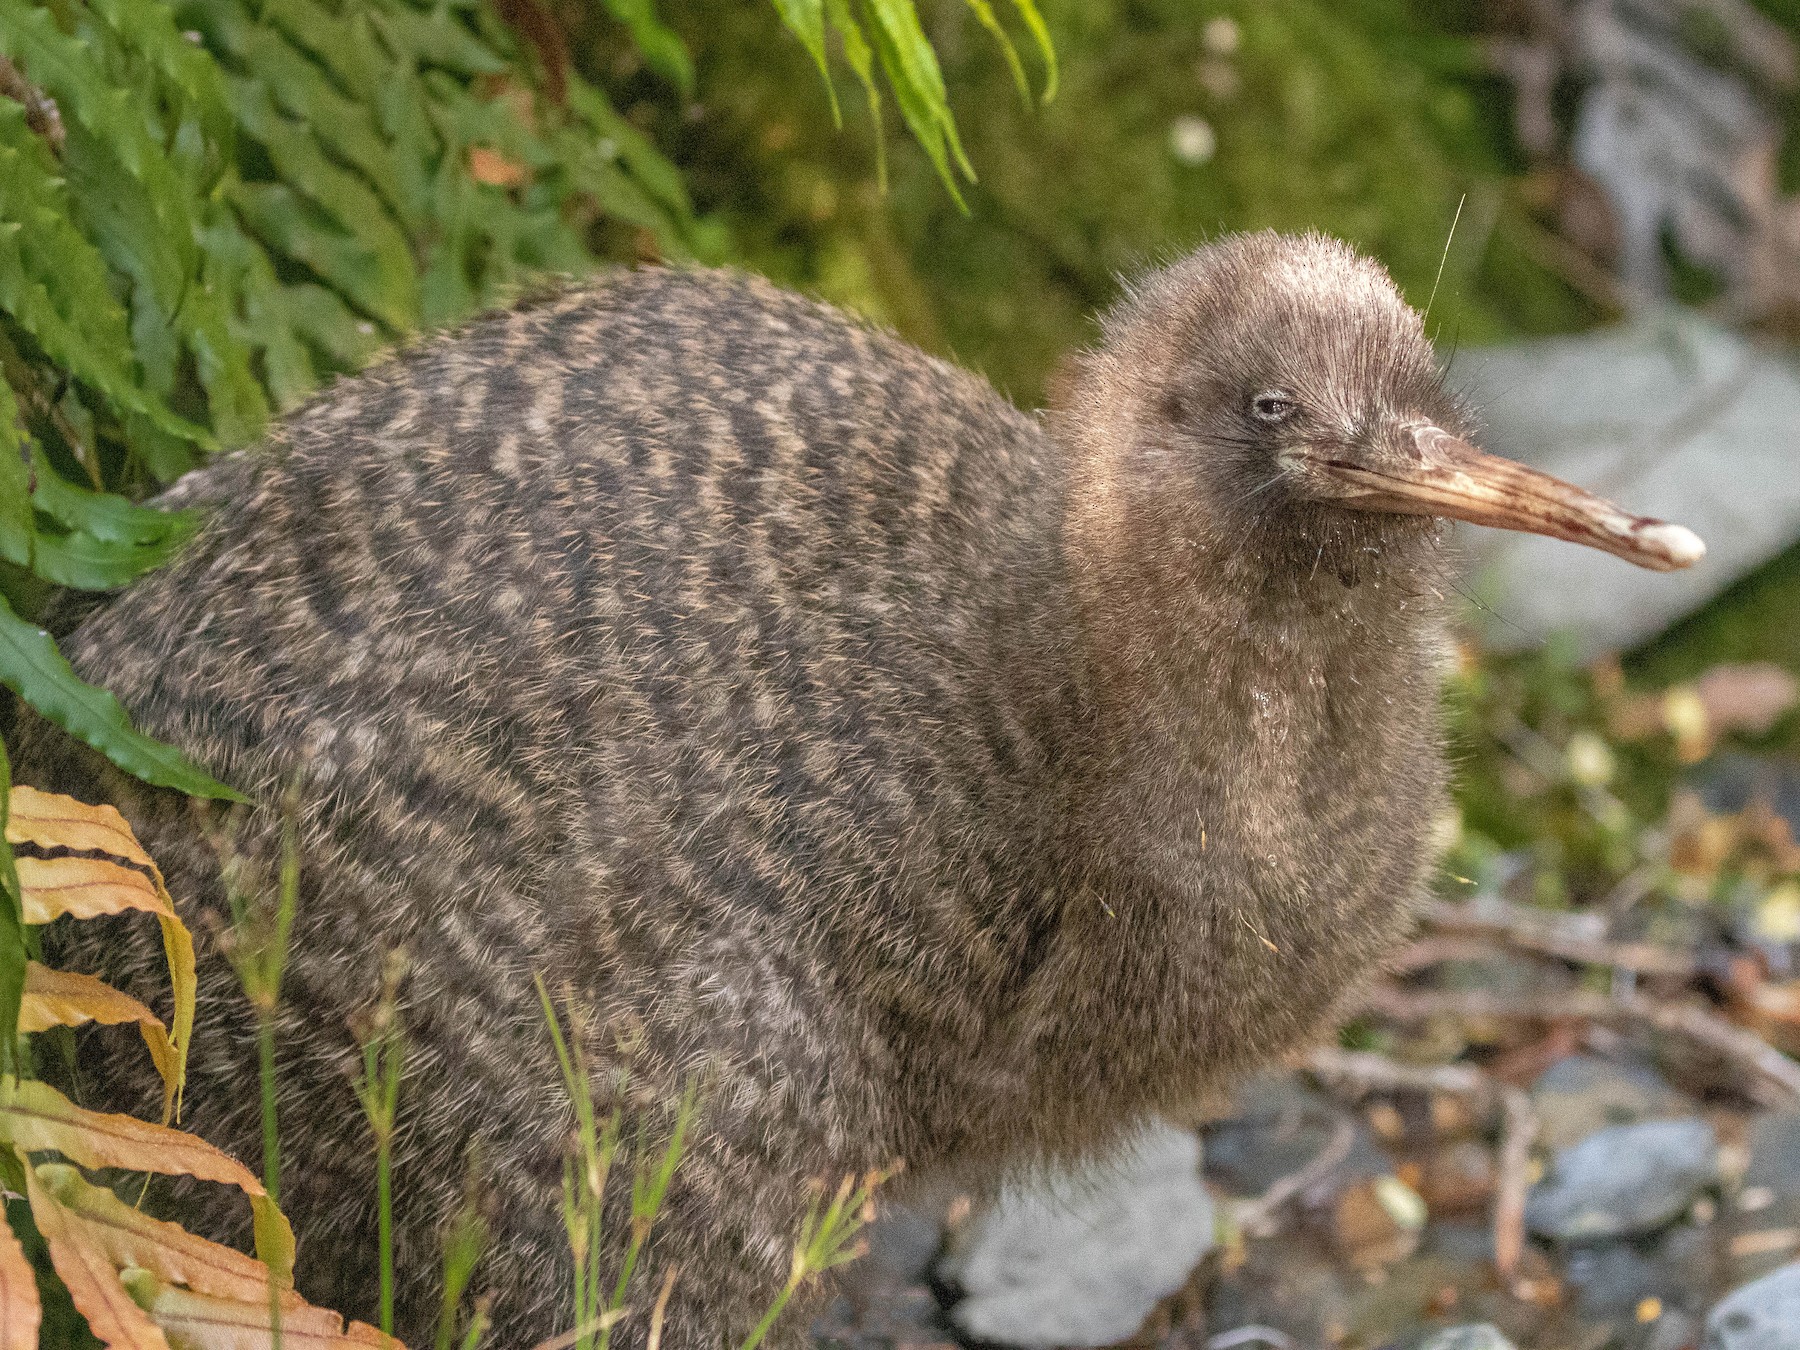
top-left (0, 0), bottom-right (703, 801)
top-left (0, 593), bottom-right (244, 798)
top-left (1444, 638), bottom-right (1800, 926)
top-left (769, 0), bottom-right (1053, 203)
top-left (664, 0), bottom-right (1605, 404)
top-left (1631, 541), bottom-right (1800, 713)
top-left (738, 1167), bottom-right (884, 1350)
top-left (354, 949), bottom-right (408, 1341)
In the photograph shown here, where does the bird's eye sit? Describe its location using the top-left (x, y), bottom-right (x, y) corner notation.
top-left (1251, 392), bottom-right (1297, 423)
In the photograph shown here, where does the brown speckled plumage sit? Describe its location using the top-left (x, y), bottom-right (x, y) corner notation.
top-left (17, 233), bottom-right (1461, 1347)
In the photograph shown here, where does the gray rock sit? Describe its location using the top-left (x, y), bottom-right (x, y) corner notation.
top-left (1745, 1111), bottom-right (1800, 1198)
top-left (1531, 1054), bottom-right (1687, 1152)
top-left (822, 1200), bottom-right (949, 1346)
top-left (938, 1121), bottom-right (1215, 1348)
top-left (1449, 313), bottom-right (1800, 656)
top-left (857, 1202), bottom-right (943, 1287)
top-left (1205, 1232), bottom-right (1352, 1350)
top-left (1648, 1310), bottom-right (1705, 1350)
top-left (1416, 1326), bottom-right (1517, 1350)
top-left (1562, 1223), bottom-right (1715, 1319)
top-left (1526, 1118), bottom-right (1719, 1241)
top-left (1706, 1263), bottom-right (1800, 1350)
top-left (1203, 1071), bottom-right (1388, 1197)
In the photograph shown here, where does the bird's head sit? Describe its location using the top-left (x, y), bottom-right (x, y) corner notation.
top-left (1060, 232), bottom-right (1703, 586)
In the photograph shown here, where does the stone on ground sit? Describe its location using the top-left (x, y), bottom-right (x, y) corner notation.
top-left (1706, 1263), bottom-right (1800, 1350)
top-left (937, 1121), bottom-right (1215, 1348)
top-left (1416, 1325), bottom-right (1517, 1350)
top-left (1525, 1118), bottom-right (1718, 1241)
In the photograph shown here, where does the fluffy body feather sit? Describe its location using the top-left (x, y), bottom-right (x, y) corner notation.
top-left (17, 233), bottom-right (1454, 1347)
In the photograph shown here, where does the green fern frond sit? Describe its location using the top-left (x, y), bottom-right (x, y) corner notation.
top-left (772, 0), bottom-right (1056, 204)
top-left (0, 0), bottom-right (697, 798)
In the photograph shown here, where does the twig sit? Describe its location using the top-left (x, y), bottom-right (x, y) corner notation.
top-left (1388, 935), bottom-right (1500, 973)
top-left (1617, 989), bottom-right (1800, 1099)
top-left (1361, 983), bottom-right (1610, 1025)
top-left (1231, 1112), bottom-right (1355, 1237)
top-left (1419, 897), bottom-right (1696, 978)
top-left (526, 1310), bottom-right (628, 1350)
top-left (1307, 1044), bottom-right (1487, 1098)
top-left (1206, 1327), bottom-right (1297, 1350)
top-left (1600, 860), bottom-right (1661, 917)
top-left (1304, 1046), bottom-right (1539, 1278)
top-left (644, 1266), bottom-right (678, 1350)
top-left (0, 56), bottom-right (64, 152)
top-left (1494, 1080), bottom-right (1537, 1279)
top-left (1359, 985), bottom-right (1800, 1103)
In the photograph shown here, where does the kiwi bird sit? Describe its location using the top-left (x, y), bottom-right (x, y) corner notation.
top-left (14, 232), bottom-right (1702, 1348)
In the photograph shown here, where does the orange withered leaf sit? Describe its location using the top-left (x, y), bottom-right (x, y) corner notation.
top-left (122, 1275), bottom-right (394, 1348)
top-left (25, 1165), bottom-right (170, 1350)
top-left (0, 1078), bottom-right (296, 1284)
top-left (8, 789), bottom-right (199, 1113)
top-left (19, 963), bottom-right (161, 1034)
top-left (5, 787), bottom-right (156, 870)
top-left (468, 146), bottom-right (530, 188)
top-left (32, 1164), bottom-right (283, 1306)
top-left (0, 1209), bottom-right (41, 1350)
top-left (0, 1076), bottom-right (256, 1194)
top-left (15, 855), bottom-right (166, 924)
top-left (19, 963), bottom-right (179, 1116)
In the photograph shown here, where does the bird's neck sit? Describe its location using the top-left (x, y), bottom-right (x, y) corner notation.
top-left (1055, 429), bottom-right (1452, 892)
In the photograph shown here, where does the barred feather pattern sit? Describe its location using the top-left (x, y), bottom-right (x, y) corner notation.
top-left (17, 237), bottom-right (1454, 1347)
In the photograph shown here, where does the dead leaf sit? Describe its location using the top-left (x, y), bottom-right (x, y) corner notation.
top-left (31, 1164), bottom-right (282, 1307)
top-left (19, 963), bottom-right (160, 1034)
top-left (1331, 1176), bottom-right (1425, 1269)
top-left (0, 1205), bottom-right (41, 1350)
top-left (25, 1165), bottom-right (170, 1349)
top-left (15, 856), bottom-right (167, 924)
top-left (0, 1079), bottom-right (296, 1286)
top-left (8, 787), bottom-right (197, 1109)
top-left (468, 146), bottom-right (529, 188)
top-left (0, 1077), bottom-right (257, 1196)
top-left (6, 788), bottom-right (156, 870)
top-left (123, 1275), bottom-right (393, 1348)
top-left (1695, 663), bottom-right (1800, 735)
top-left (156, 911), bottom-right (196, 1116)
top-left (19, 964), bottom-right (179, 1117)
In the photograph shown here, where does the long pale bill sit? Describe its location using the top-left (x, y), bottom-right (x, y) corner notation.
top-left (1320, 425), bottom-right (1704, 572)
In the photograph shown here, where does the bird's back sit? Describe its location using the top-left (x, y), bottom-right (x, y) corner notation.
top-left (16, 270), bottom-right (1078, 1332)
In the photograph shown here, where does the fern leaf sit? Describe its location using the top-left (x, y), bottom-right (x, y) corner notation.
top-left (962, 0), bottom-right (1029, 105)
top-left (1006, 0), bottom-right (1056, 101)
top-left (0, 106), bottom-right (211, 454)
top-left (224, 71), bottom-right (421, 334)
top-left (861, 0), bottom-right (972, 206)
top-left (206, 7), bottom-right (409, 225)
top-left (365, 4), bottom-right (510, 80)
top-left (771, 0), bottom-right (841, 127)
top-left (0, 1), bottom-right (200, 294)
top-left (88, 0), bottom-right (234, 163)
top-left (824, 0), bottom-right (885, 189)
top-left (0, 592), bottom-right (245, 802)
top-left (599, 0), bottom-right (694, 98)
top-left (26, 447), bottom-right (198, 548)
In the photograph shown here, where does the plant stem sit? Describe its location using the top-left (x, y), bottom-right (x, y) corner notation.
top-left (738, 1283), bottom-right (795, 1350)
top-left (255, 1008), bottom-right (283, 1350)
top-left (257, 1010), bottom-right (279, 1202)
top-left (378, 1133), bottom-right (394, 1335)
